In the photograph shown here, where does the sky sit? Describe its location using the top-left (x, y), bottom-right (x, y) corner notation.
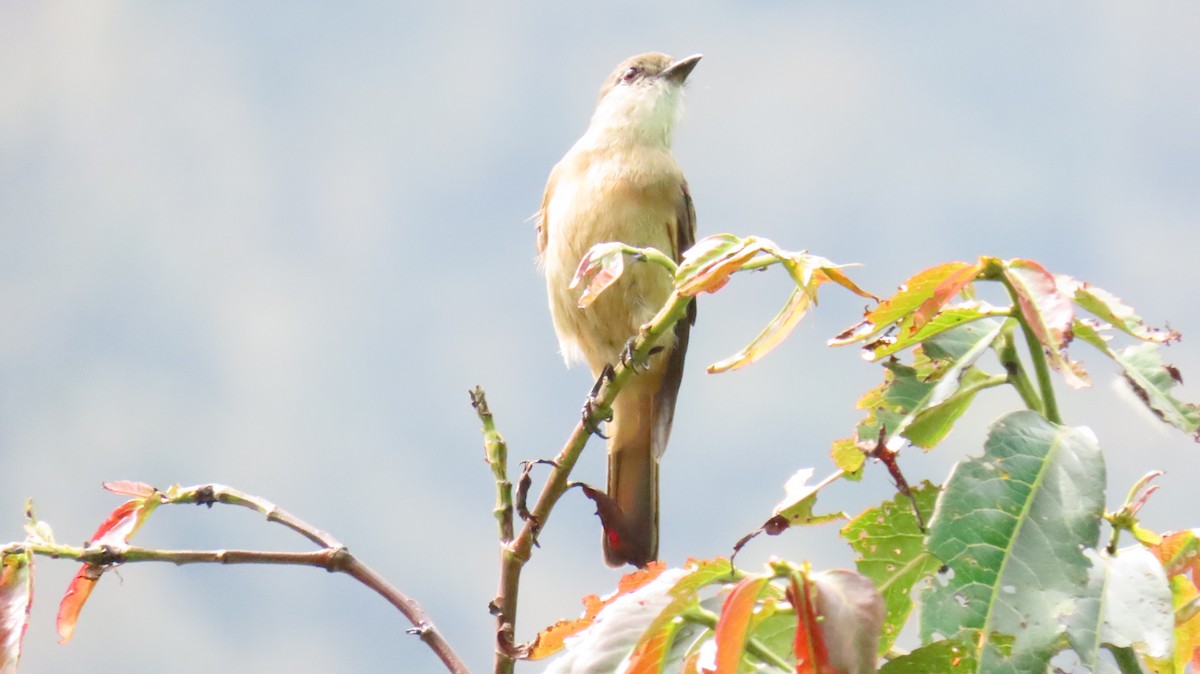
top-left (1, 2), bottom-right (1198, 673)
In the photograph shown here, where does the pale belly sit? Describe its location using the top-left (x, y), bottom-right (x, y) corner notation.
top-left (544, 175), bottom-right (680, 374)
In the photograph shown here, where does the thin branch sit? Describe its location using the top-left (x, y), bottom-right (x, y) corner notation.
top-left (995, 318), bottom-right (1045, 415)
top-left (16, 483), bottom-right (473, 674)
top-left (681, 606), bottom-right (791, 672)
top-left (472, 387), bottom-right (514, 543)
top-left (491, 289), bottom-right (694, 674)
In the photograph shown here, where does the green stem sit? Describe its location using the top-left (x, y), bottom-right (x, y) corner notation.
top-left (995, 319), bottom-right (1044, 415)
top-left (1016, 311), bottom-right (1061, 424)
top-left (1107, 645), bottom-right (1145, 674)
top-left (472, 387), bottom-right (513, 543)
top-left (682, 607), bottom-right (792, 672)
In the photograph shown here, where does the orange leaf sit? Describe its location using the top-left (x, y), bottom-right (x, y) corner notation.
top-left (831, 261), bottom-right (976, 346)
top-left (525, 562), bottom-right (666, 659)
top-left (102, 481), bottom-right (158, 498)
top-left (712, 576), bottom-right (770, 674)
top-left (910, 263), bottom-right (982, 332)
top-left (56, 565), bottom-right (99, 644)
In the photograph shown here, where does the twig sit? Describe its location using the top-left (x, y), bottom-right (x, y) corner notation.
top-left (16, 483), bottom-right (473, 674)
top-left (490, 289), bottom-right (693, 674)
top-left (472, 387), bottom-right (514, 543)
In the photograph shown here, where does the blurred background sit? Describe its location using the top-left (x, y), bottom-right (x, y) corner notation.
top-left (2, 2), bottom-right (1197, 672)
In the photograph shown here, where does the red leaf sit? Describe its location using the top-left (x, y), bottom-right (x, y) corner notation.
top-left (910, 263), bottom-right (983, 332)
top-left (712, 576), bottom-right (771, 674)
top-left (56, 565), bottom-right (100, 644)
top-left (788, 573), bottom-right (836, 674)
top-left (1, 551), bottom-right (34, 672)
top-left (56, 493), bottom-right (162, 644)
top-left (102, 481), bottom-right (158, 498)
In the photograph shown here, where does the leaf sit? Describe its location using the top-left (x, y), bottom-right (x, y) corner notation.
top-left (0, 550), bottom-right (33, 674)
top-left (675, 234), bottom-right (765, 296)
top-left (878, 638), bottom-right (978, 673)
top-left (102, 481), bottom-right (158, 498)
top-left (846, 320), bottom-right (1004, 454)
top-left (810, 570), bottom-right (886, 674)
top-left (787, 573), bottom-right (836, 674)
top-left (707, 246), bottom-right (869, 374)
top-left (1058, 276), bottom-right (1181, 344)
top-left (570, 242), bottom-right (627, 308)
top-left (841, 483), bottom-right (942, 654)
top-left (1087, 547), bottom-right (1173, 661)
top-left (1148, 530), bottom-right (1200, 671)
top-left (1112, 343), bottom-right (1200, 439)
top-left (707, 286), bottom-right (812, 373)
top-left (920, 411), bottom-right (1106, 672)
top-left (862, 304), bottom-right (1004, 362)
top-left (57, 492), bottom-right (163, 643)
top-left (539, 560), bottom-right (736, 673)
top-left (831, 262), bottom-right (981, 346)
top-left (528, 562), bottom-right (668, 659)
top-left (541, 567), bottom-right (692, 674)
top-left (712, 576), bottom-right (772, 674)
top-left (765, 469), bottom-right (847, 535)
top-left (1002, 259), bottom-right (1089, 389)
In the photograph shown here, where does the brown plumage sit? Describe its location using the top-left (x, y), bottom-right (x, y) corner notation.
top-left (537, 52), bottom-right (700, 567)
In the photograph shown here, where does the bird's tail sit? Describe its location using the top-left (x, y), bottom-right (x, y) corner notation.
top-left (602, 377), bottom-right (661, 568)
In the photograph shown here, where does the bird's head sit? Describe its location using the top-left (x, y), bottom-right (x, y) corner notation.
top-left (587, 52), bottom-right (702, 148)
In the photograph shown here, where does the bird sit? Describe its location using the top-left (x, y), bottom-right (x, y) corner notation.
top-left (536, 52), bottom-right (700, 568)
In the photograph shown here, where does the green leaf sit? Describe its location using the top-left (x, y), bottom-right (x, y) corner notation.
top-left (878, 638), bottom-right (979, 673)
top-left (1059, 275), bottom-right (1181, 344)
top-left (1087, 547), bottom-right (1173, 663)
top-left (863, 305), bottom-right (1006, 362)
top-left (831, 261), bottom-right (981, 346)
top-left (850, 320), bottom-right (1005, 453)
top-left (841, 482), bottom-right (942, 654)
top-left (920, 411), bottom-right (1106, 672)
top-left (770, 468), bottom-right (847, 529)
top-left (1111, 343), bottom-right (1200, 439)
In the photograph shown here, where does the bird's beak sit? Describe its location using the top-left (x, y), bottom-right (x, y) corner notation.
top-left (660, 54), bottom-right (702, 85)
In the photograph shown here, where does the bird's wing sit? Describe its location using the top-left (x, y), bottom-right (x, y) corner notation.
top-left (652, 178), bottom-right (696, 459)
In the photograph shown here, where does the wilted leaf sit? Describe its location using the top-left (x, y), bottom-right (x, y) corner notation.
top-left (766, 469), bottom-right (847, 534)
top-left (1003, 259), bottom-right (1088, 389)
top-left (571, 242), bottom-right (627, 308)
top-left (1059, 276), bottom-right (1180, 344)
top-left (841, 483), bottom-right (941, 653)
top-left (0, 550), bottom-right (33, 674)
top-left (1112, 343), bottom-right (1200, 439)
top-left (707, 285), bottom-right (812, 373)
top-left (810, 570), bottom-right (885, 674)
top-left (102, 481), bottom-right (158, 498)
top-left (921, 411), bottom-right (1106, 672)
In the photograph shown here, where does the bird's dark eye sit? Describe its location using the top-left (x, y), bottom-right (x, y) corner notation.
top-left (621, 67), bottom-right (642, 83)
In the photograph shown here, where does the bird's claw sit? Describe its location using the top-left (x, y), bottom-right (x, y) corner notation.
top-left (582, 397), bottom-right (612, 439)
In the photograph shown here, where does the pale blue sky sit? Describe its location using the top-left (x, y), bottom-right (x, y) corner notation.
top-left (2, 3), bottom-right (1198, 673)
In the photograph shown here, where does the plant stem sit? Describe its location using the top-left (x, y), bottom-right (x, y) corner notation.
top-left (996, 277), bottom-right (1061, 423)
top-left (490, 290), bottom-right (693, 674)
top-left (472, 387), bottom-right (514, 543)
top-left (1107, 645), bottom-right (1145, 674)
top-left (682, 606), bottom-right (792, 672)
top-left (995, 318), bottom-right (1046, 417)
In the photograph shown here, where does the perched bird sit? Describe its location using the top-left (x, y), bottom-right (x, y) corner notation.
top-left (536, 52), bottom-right (700, 568)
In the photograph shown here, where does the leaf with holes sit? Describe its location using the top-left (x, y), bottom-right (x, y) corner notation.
top-left (920, 411), bottom-right (1105, 672)
top-left (1112, 343), bottom-right (1200, 439)
top-left (842, 483), bottom-right (941, 654)
top-left (1058, 275), bottom-right (1180, 344)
